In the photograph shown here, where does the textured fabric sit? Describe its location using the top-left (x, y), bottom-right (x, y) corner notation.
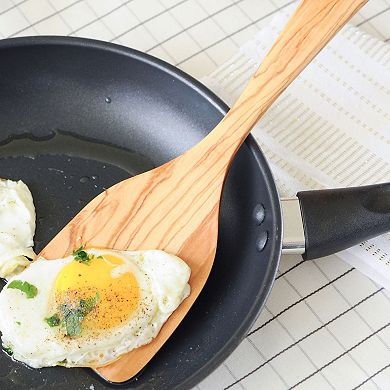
top-left (202, 7), bottom-right (390, 291)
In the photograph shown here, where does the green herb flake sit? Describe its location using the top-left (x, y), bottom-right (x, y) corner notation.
top-left (3, 346), bottom-right (13, 356)
top-left (45, 314), bottom-right (61, 327)
top-left (7, 280), bottom-right (38, 299)
top-left (59, 293), bottom-right (100, 337)
top-left (16, 321), bottom-right (21, 326)
top-left (80, 292), bottom-right (100, 313)
top-left (72, 245), bottom-right (94, 265)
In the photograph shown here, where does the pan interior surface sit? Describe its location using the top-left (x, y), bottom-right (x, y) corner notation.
top-left (0, 37), bottom-right (281, 390)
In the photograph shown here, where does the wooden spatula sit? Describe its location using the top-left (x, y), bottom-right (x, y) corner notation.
top-left (40, 0), bottom-right (367, 383)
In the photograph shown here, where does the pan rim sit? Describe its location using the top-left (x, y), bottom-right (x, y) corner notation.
top-left (0, 36), bottom-right (282, 390)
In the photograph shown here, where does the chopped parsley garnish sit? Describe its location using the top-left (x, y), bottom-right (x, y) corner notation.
top-left (79, 293), bottom-right (100, 313)
top-left (72, 245), bottom-right (94, 265)
top-left (16, 321), bottom-right (21, 326)
top-left (7, 280), bottom-right (38, 299)
top-left (46, 293), bottom-right (100, 337)
top-left (3, 346), bottom-right (13, 356)
top-left (45, 314), bottom-right (61, 327)
top-left (61, 293), bottom-right (100, 337)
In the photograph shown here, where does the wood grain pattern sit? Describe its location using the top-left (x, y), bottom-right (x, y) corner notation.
top-left (39, 0), bottom-right (367, 382)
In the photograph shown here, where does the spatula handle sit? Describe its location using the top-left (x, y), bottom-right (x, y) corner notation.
top-left (203, 0), bottom-right (367, 158)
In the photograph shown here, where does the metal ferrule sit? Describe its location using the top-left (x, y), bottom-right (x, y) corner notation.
top-left (281, 197), bottom-right (305, 254)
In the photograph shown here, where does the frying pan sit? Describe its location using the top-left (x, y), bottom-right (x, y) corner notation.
top-left (0, 37), bottom-right (389, 390)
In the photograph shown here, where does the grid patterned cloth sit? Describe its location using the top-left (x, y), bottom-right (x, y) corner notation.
top-left (0, 1), bottom-right (390, 389)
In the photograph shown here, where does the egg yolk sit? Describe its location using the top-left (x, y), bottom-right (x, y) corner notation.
top-left (54, 255), bottom-right (140, 330)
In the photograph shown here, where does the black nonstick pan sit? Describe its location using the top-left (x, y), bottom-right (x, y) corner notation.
top-left (0, 37), bottom-right (389, 390)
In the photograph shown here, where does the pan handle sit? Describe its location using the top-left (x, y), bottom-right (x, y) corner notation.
top-left (281, 182), bottom-right (390, 260)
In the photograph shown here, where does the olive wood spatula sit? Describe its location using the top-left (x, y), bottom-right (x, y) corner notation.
top-left (40, 0), bottom-right (367, 383)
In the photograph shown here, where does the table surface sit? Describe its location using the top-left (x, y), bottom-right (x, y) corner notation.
top-left (1, 1), bottom-right (390, 389)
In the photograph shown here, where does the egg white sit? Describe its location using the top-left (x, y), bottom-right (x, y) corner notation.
top-left (0, 249), bottom-right (190, 368)
top-left (0, 179), bottom-right (36, 279)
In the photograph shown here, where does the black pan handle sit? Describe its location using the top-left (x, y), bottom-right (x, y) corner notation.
top-left (294, 182), bottom-right (390, 260)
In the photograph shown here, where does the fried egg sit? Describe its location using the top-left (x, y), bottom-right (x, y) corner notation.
top-left (0, 249), bottom-right (190, 368)
top-left (0, 179), bottom-right (36, 279)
